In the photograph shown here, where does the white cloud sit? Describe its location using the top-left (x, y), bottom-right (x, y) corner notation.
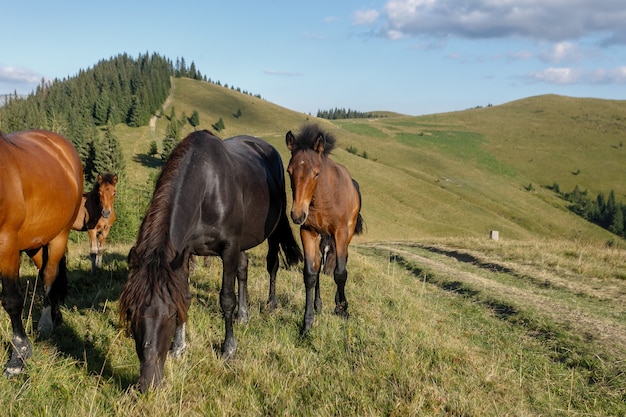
top-left (380, 0), bottom-right (626, 43)
top-left (508, 50), bottom-right (533, 61)
top-left (528, 67), bottom-right (626, 84)
top-left (353, 9), bottom-right (379, 26)
top-left (264, 70), bottom-right (303, 77)
top-left (539, 42), bottom-right (585, 64)
top-left (0, 66), bottom-right (40, 84)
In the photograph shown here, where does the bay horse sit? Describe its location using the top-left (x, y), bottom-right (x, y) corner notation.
top-left (72, 173), bottom-right (118, 274)
top-left (0, 130), bottom-right (83, 376)
top-left (285, 124), bottom-right (363, 334)
top-left (119, 130), bottom-right (302, 391)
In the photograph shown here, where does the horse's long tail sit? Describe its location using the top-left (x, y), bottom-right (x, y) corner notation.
top-left (353, 179), bottom-right (364, 235)
top-left (277, 212), bottom-right (303, 266)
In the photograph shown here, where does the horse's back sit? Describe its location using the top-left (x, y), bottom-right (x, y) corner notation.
top-left (224, 135), bottom-right (287, 241)
top-left (169, 132), bottom-right (285, 254)
top-left (0, 130), bottom-right (83, 250)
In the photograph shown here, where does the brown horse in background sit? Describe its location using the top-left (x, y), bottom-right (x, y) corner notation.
top-left (286, 124), bottom-right (363, 334)
top-left (72, 173), bottom-right (118, 274)
top-left (0, 130), bottom-right (83, 376)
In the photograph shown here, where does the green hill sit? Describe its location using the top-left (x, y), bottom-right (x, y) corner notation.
top-left (4, 76), bottom-right (625, 416)
top-left (117, 79), bottom-right (625, 244)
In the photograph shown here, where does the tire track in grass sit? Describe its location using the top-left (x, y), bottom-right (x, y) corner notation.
top-left (363, 243), bottom-right (626, 386)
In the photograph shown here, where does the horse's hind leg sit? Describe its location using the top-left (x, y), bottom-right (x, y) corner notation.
top-left (220, 246), bottom-right (240, 360)
top-left (265, 237), bottom-right (280, 311)
top-left (0, 246), bottom-right (33, 375)
top-left (236, 251), bottom-right (250, 323)
top-left (32, 234), bottom-right (69, 337)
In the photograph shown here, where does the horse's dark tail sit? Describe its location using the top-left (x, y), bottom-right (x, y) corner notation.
top-left (277, 212), bottom-right (303, 266)
top-left (353, 179), bottom-right (364, 235)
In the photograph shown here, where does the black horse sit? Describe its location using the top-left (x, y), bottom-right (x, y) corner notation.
top-left (119, 130), bottom-right (302, 391)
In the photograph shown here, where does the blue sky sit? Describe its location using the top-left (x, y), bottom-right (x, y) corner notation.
top-left (1, 0), bottom-right (625, 116)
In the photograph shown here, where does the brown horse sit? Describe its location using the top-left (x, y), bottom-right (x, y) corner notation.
top-left (0, 130), bottom-right (83, 376)
top-left (72, 173), bottom-right (118, 274)
top-left (286, 124), bottom-right (363, 334)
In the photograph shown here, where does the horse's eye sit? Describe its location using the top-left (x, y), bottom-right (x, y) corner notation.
top-left (313, 171), bottom-right (320, 179)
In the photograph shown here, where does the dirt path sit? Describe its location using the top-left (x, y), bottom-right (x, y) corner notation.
top-left (369, 243), bottom-right (626, 363)
top-left (149, 77), bottom-right (175, 135)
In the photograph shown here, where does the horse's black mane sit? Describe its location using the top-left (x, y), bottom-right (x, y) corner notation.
top-left (119, 134), bottom-right (197, 326)
top-left (292, 124), bottom-right (336, 155)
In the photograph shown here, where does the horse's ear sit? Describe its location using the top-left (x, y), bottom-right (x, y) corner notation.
top-left (313, 133), bottom-right (325, 154)
top-left (97, 174), bottom-right (103, 184)
top-left (286, 131), bottom-right (295, 151)
top-left (127, 246), bottom-right (137, 267)
top-left (112, 174), bottom-right (118, 185)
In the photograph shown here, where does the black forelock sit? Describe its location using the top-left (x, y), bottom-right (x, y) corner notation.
top-left (291, 124), bottom-right (336, 155)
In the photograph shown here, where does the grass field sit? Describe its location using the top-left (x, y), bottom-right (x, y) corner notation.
top-left (1, 78), bottom-right (625, 416)
top-left (1, 238), bottom-right (624, 416)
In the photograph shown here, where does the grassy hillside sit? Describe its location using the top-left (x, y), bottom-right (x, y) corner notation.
top-left (2, 78), bottom-right (624, 415)
top-left (115, 79), bottom-right (624, 244)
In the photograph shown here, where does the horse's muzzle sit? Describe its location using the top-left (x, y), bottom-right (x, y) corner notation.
top-left (101, 209), bottom-right (111, 218)
top-left (290, 210), bottom-right (307, 225)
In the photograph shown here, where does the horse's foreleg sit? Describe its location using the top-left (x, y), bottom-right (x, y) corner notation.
top-left (1, 248), bottom-right (32, 376)
top-left (236, 252), bottom-right (250, 323)
top-left (265, 238), bottom-right (280, 311)
top-left (170, 268), bottom-right (191, 359)
top-left (333, 233), bottom-right (351, 318)
top-left (300, 229), bottom-right (321, 335)
top-left (220, 247), bottom-right (239, 360)
top-left (96, 224), bottom-right (111, 270)
top-left (170, 322), bottom-right (186, 359)
top-left (87, 228), bottom-right (98, 275)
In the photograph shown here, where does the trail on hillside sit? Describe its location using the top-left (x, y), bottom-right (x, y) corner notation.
top-left (149, 77), bottom-right (175, 135)
top-left (362, 242), bottom-right (626, 368)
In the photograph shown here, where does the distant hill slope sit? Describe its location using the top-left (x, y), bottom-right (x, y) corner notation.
top-left (118, 79), bottom-right (624, 244)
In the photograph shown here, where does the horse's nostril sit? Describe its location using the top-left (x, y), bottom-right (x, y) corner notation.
top-left (291, 211), bottom-right (305, 225)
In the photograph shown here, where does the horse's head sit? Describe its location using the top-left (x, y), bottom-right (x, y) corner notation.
top-left (121, 246), bottom-right (189, 392)
top-left (97, 173), bottom-right (118, 219)
top-left (286, 130), bottom-right (326, 225)
top-left (131, 292), bottom-right (177, 392)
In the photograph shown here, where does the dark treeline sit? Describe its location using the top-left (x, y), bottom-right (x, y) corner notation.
top-left (317, 107), bottom-right (383, 120)
top-left (552, 184), bottom-right (626, 240)
top-left (0, 52), bottom-right (177, 183)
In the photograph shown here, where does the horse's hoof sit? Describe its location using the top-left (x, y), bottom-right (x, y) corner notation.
top-left (265, 299), bottom-right (278, 313)
top-left (4, 337), bottom-right (32, 377)
top-left (4, 362), bottom-right (24, 377)
top-left (236, 310), bottom-right (249, 324)
top-left (38, 306), bottom-right (55, 338)
top-left (221, 339), bottom-right (237, 361)
top-left (334, 304), bottom-right (350, 319)
top-left (170, 342), bottom-right (186, 359)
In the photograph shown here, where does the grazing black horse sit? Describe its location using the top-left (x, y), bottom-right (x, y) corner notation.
top-left (119, 130), bottom-right (302, 391)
